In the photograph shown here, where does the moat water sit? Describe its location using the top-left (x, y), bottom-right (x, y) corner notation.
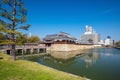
top-left (21, 48), bottom-right (120, 80)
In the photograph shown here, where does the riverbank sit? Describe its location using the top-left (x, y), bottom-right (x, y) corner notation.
top-left (0, 53), bottom-right (87, 80)
top-left (114, 47), bottom-right (120, 50)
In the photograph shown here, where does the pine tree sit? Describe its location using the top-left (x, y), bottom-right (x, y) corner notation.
top-left (0, 0), bottom-right (30, 60)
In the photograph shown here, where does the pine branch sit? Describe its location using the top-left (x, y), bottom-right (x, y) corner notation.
top-left (17, 1), bottom-right (24, 6)
top-left (0, 19), bottom-right (12, 29)
top-left (0, 19), bottom-right (7, 25)
top-left (21, 15), bottom-right (27, 23)
top-left (20, 7), bottom-right (27, 15)
top-left (19, 24), bottom-right (31, 30)
top-left (0, 25), bottom-right (21, 35)
top-left (3, 0), bottom-right (13, 8)
top-left (0, 40), bottom-right (15, 44)
top-left (0, 12), bottom-right (13, 21)
top-left (0, 7), bottom-right (7, 12)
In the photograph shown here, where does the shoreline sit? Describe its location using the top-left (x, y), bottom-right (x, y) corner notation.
top-left (0, 53), bottom-right (89, 80)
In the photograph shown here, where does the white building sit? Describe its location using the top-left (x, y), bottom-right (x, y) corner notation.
top-left (98, 40), bottom-right (104, 45)
top-left (80, 25), bottom-right (100, 44)
top-left (104, 36), bottom-right (112, 46)
top-left (84, 25), bottom-right (93, 34)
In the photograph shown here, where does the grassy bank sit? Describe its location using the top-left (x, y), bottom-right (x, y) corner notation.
top-left (0, 53), bottom-right (86, 80)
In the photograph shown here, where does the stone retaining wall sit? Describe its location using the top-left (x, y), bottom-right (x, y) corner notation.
top-left (46, 44), bottom-right (94, 51)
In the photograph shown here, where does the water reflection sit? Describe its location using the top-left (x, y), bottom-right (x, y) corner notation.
top-left (20, 49), bottom-right (100, 68)
top-left (104, 48), bottom-right (114, 57)
top-left (51, 50), bottom-right (83, 59)
top-left (20, 48), bottom-right (120, 80)
top-left (80, 52), bottom-right (100, 68)
top-left (43, 50), bottom-right (100, 68)
top-left (42, 52), bottom-right (77, 67)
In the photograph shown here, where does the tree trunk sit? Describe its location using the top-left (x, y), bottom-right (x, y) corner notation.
top-left (11, 44), bottom-right (16, 60)
top-left (11, 0), bottom-right (16, 61)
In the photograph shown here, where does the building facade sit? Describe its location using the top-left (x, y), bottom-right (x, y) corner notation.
top-left (43, 32), bottom-right (77, 47)
top-left (104, 36), bottom-right (112, 46)
top-left (80, 25), bottom-right (100, 44)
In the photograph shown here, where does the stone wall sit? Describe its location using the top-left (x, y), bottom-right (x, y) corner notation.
top-left (46, 44), bottom-right (94, 51)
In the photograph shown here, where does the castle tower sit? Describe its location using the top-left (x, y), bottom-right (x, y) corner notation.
top-left (84, 25), bottom-right (93, 34)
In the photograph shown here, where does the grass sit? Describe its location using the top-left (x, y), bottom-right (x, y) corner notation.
top-left (0, 53), bottom-right (86, 80)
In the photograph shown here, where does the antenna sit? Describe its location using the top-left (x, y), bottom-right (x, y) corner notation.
top-left (29, 33), bottom-right (31, 37)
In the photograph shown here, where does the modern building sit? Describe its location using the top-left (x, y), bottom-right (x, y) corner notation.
top-left (104, 36), bottom-right (112, 46)
top-left (80, 25), bottom-right (100, 44)
top-left (43, 32), bottom-right (77, 47)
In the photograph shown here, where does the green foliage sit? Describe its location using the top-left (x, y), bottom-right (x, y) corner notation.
top-left (16, 35), bottom-right (41, 45)
top-left (0, 25), bottom-right (12, 44)
top-left (115, 41), bottom-right (120, 47)
top-left (19, 24), bottom-right (31, 30)
top-left (0, 0), bottom-right (30, 60)
top-left (27, 36), bottom-right (40, 43)
top-left (16, 34), bottom-right (27, 45)
top-left (0, 32), bottom-right (4, 40)
top-left (0, 0), bottom-right (30, 44)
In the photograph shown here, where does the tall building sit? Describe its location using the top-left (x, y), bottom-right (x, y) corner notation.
top-left (104, 36), bottom-right (112, 46)
top-left (80, 25), bottom-right (100, 44)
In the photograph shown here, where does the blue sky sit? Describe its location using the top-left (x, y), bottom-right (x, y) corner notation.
top-left (24, 0), bottom-right (120, 41)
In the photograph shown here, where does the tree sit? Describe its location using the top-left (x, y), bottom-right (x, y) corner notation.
top-left (27, 36), bottom-right (40, 43)
top-left (0, 32), bottom-right (7, 44)
top-left (0, 31), bottom-right (4, 44)
top-left (0, 0), bottom-right (30, 60)
top-left (16, 34), bottom-right (27, 45)
top-left (115, 41), bottom-right (120, 47)
top-left (0, 25), bottom-right (11, 44)
top-left (0, 32), bottom-right (4, 40)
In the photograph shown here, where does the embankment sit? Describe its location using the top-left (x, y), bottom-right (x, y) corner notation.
top-left (47, 44), bottom-right (94, 51)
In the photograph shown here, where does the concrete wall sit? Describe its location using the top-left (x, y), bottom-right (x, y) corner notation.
top-left (46, 44), bottom-right (94, 51)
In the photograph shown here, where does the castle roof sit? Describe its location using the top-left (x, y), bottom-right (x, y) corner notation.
top-left (43, 32), bottom-right (77, 41)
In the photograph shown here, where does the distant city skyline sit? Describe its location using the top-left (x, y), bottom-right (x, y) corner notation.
top-left (24, 0), bottom-right (120, 41)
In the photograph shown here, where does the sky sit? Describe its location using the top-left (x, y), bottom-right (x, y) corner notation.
top-left (24, 0), bottom-right (120, 41)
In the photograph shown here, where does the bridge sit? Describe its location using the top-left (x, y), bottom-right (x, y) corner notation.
top-left (0, 43), bottom-right (46, 55)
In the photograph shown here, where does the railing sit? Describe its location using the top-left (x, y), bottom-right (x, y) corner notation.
top-left (0, 45), bottom-right (46, 50)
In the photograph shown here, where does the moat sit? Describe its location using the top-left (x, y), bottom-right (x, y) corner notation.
top-left (21, 48), bottom-right (120, 80)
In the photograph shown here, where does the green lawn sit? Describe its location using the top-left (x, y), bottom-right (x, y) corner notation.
top-left (0, 53), bottom-right (86, 80)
